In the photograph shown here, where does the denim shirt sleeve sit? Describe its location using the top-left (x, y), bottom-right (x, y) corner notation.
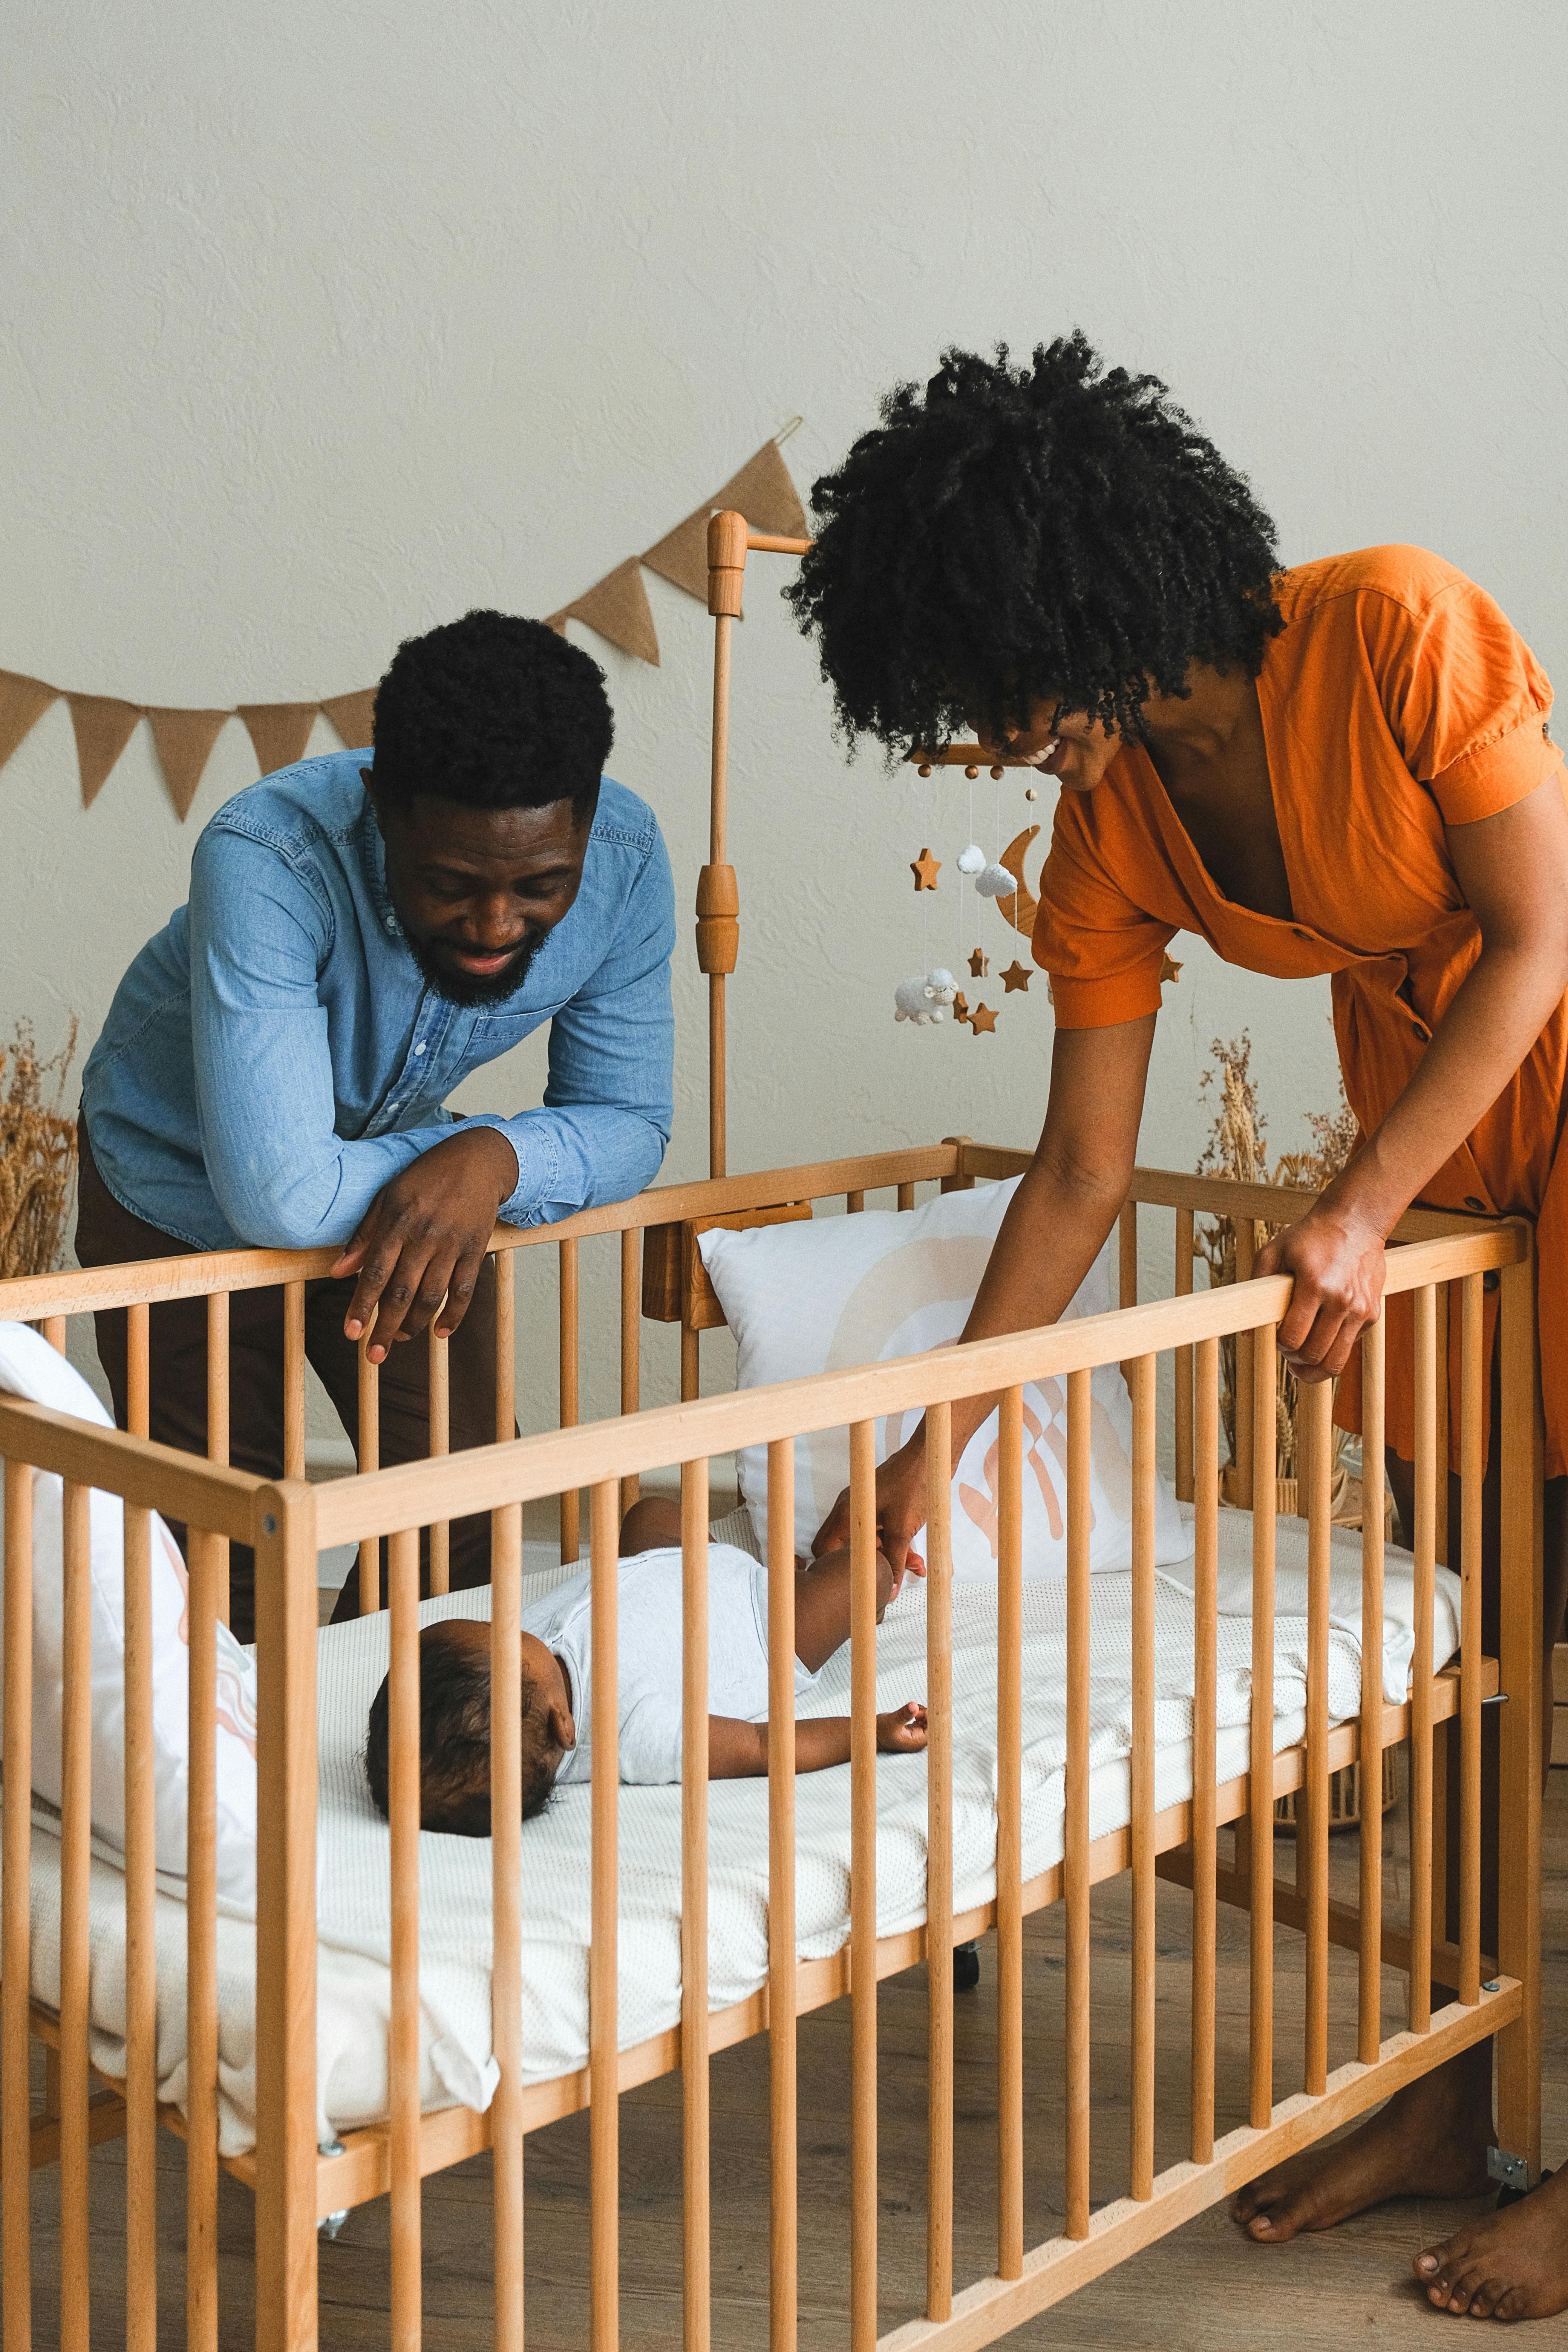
top-left (462, 824), bottom-right (676, 1225)
top-left (187, 829), bottom-right (469, 1248)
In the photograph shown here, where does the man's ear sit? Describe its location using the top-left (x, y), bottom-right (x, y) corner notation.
top-left (548, 1698), bottom-right (576, 1753)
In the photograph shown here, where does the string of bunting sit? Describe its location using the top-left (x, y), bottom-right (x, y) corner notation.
top-left (0, 430), bottom-right (807, 821)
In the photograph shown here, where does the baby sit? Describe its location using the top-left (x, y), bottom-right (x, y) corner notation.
top-left (364, 1494), bottom-right (928, 1834)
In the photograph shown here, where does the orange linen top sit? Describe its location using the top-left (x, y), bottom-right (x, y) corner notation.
top-left (1032, 545), bottom-right (1568, 1474)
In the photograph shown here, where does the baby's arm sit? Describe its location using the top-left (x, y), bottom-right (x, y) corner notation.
top-left (707, 1704), bottom-right (928, 1778)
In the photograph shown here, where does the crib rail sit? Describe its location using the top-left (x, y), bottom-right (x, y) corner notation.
top-left (0, 1165), bottom-right (1542, 2352)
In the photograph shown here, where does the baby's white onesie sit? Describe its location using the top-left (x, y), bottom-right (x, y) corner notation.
top-left (526, 1543), bottom-right (819, 1786)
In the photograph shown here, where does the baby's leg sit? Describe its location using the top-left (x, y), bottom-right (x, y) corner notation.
top-left (618, 1494), bottom-right (683, 1555)
top-left (793, 1545), bottom-right (896, 1672)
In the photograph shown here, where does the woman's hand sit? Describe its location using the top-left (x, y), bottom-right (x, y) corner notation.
top-left (811, 1435), bottom-right (929, 1585)
top-left (1253, 1192), bottom-right (1388, 1381)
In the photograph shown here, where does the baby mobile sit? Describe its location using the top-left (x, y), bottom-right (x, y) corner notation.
top-left (895, 747), bottom-right (1047, 1037)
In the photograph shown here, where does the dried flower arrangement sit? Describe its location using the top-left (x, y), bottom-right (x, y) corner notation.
top-left (1194, 1032), bottom-right (1376, 1524)
top-left (0, 1018), bottom-right (79, 1280)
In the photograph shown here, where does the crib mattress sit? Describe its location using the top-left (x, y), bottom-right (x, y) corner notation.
top-left (17, 1510), bottom-right (1459, 2158)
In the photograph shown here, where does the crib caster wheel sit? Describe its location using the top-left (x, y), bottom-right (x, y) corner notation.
top-left (953, 1940), bottom-right (980, 1992)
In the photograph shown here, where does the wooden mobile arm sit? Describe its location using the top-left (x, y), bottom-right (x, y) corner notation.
top-left (700, 508), bottom-right (812, 1178)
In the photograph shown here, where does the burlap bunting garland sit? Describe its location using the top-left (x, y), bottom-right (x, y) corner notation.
top-left (0, 431), bottom-right (806, 820)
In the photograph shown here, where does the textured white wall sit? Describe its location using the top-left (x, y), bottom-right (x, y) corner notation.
top-left (3, 0), bottom-right (1565, 1446)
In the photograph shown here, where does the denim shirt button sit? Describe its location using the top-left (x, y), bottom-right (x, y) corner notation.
top-left (414, 1041), bottom-right (427, 1055)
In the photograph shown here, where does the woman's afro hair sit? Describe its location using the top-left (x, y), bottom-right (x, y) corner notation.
top-left (370, 609), bottom-right (614, 815)
top-left (786, 331), bottom-right (1283, 754)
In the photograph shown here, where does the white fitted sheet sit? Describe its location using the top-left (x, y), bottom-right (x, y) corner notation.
top-left (15, 1512), bottom-right (1458, 2157)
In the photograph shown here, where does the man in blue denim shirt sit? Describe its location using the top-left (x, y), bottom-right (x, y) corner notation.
top-left (77, 612), bottom-right (675, 1635)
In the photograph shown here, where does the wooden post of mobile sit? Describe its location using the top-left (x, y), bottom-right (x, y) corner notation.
top-left (702, 511), bottom-right (747, 1179)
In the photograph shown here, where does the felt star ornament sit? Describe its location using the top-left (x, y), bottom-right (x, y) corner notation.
top-left (968, 947), bottom-right (988, 978)
top-left (911, 845), bottom-right (942, 892)
top-left (1160, 951), bottom-right (1184, 985)
top-left (969, 1002), bottom-right (997, 1035)
top-left (1000, 960), bottom-right (1031, 994)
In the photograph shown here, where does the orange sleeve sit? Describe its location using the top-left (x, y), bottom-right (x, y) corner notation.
top-left (1363, 573), bottom-right (1563, 825)
top-left (1031, 806), bottom-right (1175, 1031)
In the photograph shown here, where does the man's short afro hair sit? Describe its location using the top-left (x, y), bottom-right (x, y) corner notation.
top-left (370, 609), bottom-right (614, 815)
top-left (786, 331), bottom-right (1283, 755)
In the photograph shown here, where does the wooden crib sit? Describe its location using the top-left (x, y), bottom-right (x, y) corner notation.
top-left (0, 1145), bottom-right (1543, 2352)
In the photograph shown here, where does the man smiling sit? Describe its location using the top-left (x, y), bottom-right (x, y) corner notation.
top-left (77, 611), bottom-right (674, 1638)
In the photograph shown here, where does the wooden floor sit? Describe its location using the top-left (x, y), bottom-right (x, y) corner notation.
top-left (16, 1764), bottom-right (1567, 2349)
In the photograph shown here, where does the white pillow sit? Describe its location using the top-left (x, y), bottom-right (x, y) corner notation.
top-left (0, 1321), bottom-right (259, 1909)
top-left (698, 1178), bottom-right (1190, 1582)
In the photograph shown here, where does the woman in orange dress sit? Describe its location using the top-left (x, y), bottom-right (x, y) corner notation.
top-left (792, 335), bottom-right (1568, 2321)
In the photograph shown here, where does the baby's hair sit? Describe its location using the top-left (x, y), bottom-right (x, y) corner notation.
top-left (364, 1623), bottom-right (560, 1837)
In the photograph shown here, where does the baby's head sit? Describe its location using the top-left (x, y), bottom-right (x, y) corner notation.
top-left (364, 1618), bottom-right (575, 1836)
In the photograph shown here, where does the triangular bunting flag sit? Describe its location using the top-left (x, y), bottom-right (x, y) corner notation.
top-left (145, 707), bottom-right (231, 821)
top-left (550, 558), bottom-right (660, 666)
top-left (642, 437), bottom-right (810, 602)
top-left (66, 694), bottom-right (142, 808)
top-left (321, 688), bottom-right (377, 751)
top-left (237, 703), bottom-right (321, 777)
top-left (0, 671), bottom-right (58, 769)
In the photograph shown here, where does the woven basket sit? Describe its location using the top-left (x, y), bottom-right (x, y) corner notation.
top-left (1274, 1745), bottom-right (1400, 1833)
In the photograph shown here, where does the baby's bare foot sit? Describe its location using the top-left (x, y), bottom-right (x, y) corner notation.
top-left (1414, 2164), bottom-right (1568, 2319)
top-left (1231, 2049), bottom-right (1492, 2243)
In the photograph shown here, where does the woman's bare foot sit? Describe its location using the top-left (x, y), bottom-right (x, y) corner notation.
top-left (1231, 2044), bottom-right (1493, 2242)
top-left (1413, 2164), bottom-right (1568, 2318)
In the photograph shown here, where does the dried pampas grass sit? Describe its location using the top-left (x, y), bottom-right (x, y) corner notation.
top-left (0, 1018), bottom-right (78, 1280)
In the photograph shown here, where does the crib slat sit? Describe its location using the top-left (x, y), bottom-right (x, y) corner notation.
top-left (124, 1501), bottom-right (158, 2352)
top-left (1190, 1338), bottom-right (1219, 2163)
top-left (1302, 1378), bottom-right (1334, 2095)
top-left (357, 1331), bottom-right (381, 1613)
top-left (590, 1478), bottom-right (620, 2352)
top-left (1358, 1310), bottom-right (1387, 2063)
top-left (1228, 1222), bottom-right (1254, 1509)
top-left (1248, 1326), bottom-right (1277, 2131)
top-left (846, 1190), bottom-right (865, 1214)
top-left (42, 1314), bottom-right (66, 1353)
top-left (490, 1494), bottom-right (525, 2352)
top-left (283, 1279), bottom-right (306, 1481)
top-left (680, 1461), bottom-right (712, 2352)
top-left (206, 1292), bottom-right (231, 1626)
top-left (849, 1419), bottom-right (879, 2352)
top-left (2, 1460), bottom-right (34, 2352)
top-left (1459, 1273), bottom-right (1483, 2005)
top-left (560, 1241), bottom-right (582, 1564)
top-left (388, 1524), bottom-right (423, 2351)
top-left (127, 1299), bottom-right (150, 1438)
top-left (59, 1481), bottom-right (92, 2352)
top-left (186, 1528), bottom-right (221, 2352)
top-left (494, 1248), bottom-right (517, 1442)
top-left (1130, 1353), bottom-right (1157, 2200)
top-left (1410, 1286), bottom-right (1438, 2035)
top-left (427, 1332), bottom-right (450, 1596)
top-left (766, 1439), bottom-right (798, 2352)
top-left (897, 1182), bottom-right (915, 1212)
top-left (997, 1386), bottom-right (1024, 2274)
top-left (924, 1402), bottom-right (954, 2322)
top-left (1118, 1200), bottom-right (1137, 1308)
top-left (620, 1230), bottom-right (641, 1514)
top-left (1174, 1207), bottom-right (1195, 1504)
top-left (681, 1322), bottom-right (701, 1406)
top-left (1064, 1368), bottom-right (1092, 2239)
top-left (1434, 1283), bottom-right (1451, 1566)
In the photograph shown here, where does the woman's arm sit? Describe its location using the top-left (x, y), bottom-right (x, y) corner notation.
top-left (706, 1703), bottom-right (928, 1778)
top-left (1260, 779), bottom-right (1568, 1378)
top-left (811, 1012), bottom-right (1156, 1576)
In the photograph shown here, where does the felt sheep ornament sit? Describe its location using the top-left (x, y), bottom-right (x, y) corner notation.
top-left (894, 968), bottom-right (959, 1025)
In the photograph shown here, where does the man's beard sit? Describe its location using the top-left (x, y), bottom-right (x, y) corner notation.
top-left (406, 926), bottom-right (547, 1007)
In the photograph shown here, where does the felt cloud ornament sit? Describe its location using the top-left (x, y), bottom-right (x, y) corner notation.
top-left (894, 968), bottom-right (959, 1025)
top-left (975, 862), bottom-right (1015, 897)
top-left (956, 844), bottom-right (986, 876)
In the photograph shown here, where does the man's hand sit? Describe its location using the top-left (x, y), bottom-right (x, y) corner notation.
top-left (333, 1126), bottom-right (519, 1360)
top-left (1253, 1193), bottom-right (1388, 1382)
